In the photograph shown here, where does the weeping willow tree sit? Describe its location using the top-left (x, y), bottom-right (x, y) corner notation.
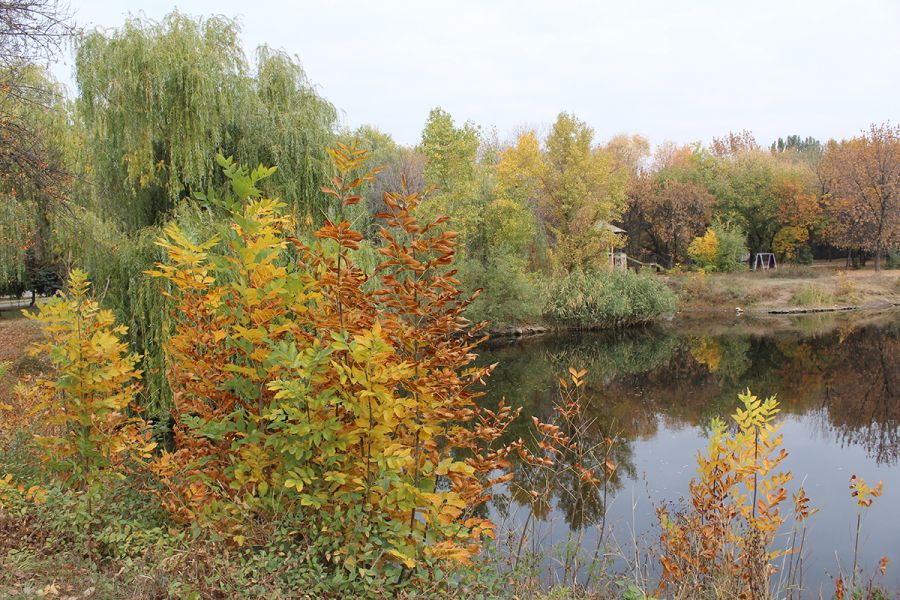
top-left (74, 11), bottom-right (336, 229)
top-left (76, 12), bottom-right (244, 230)
top-left (240, 46), bottom-right (337, 222)
top-left (66, 11), bottom-right (337, 416)
top-left (0, 200), bottom-right (33, 296)
top-left (0, 64), bottom-right (70, 299)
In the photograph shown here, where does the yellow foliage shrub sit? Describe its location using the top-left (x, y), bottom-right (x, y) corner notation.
top-left (687, 228), bottom-right (719, 270)
top-left (658, 391), bottom-right (794, 598)
top-left (14, 269), bottom-right (155, 489)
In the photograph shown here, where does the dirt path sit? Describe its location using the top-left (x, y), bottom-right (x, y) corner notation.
top-left (0, 314), bottom-right (45, 400)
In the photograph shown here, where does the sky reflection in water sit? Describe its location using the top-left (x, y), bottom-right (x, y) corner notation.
top-left (477, 311), bottom-right (900, 594)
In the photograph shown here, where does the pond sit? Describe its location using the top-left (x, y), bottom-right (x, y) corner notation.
top-left (476, 310), bottom-right (900, 595)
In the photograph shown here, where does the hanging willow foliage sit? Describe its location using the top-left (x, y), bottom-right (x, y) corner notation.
top-left (0, 200), bottom-right (33, 296)
top-left (0, 64), bottom-right (70, 297)
top-left (238, 46), bottom-right (338, 223)
top-left (75, 12), bottom-right (247, 230)
top-left (74, 11), bottom-right (337, 230)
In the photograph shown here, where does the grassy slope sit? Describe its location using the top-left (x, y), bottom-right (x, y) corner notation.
top-left (667, 261), bottom-right (900, 314)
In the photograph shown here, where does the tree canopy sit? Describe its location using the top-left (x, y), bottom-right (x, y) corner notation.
top-left (75, 11), bottom-right (336, 230)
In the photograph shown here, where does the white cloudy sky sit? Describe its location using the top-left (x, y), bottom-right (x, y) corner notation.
top-left (53, 0), bottom-right (900, 147)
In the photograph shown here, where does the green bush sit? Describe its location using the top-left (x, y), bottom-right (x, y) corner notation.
top-left (543, 269), bottom-right (677, 328)
top-left (456, 252), bottom-right (544, 326)
top-left (789, 284), bottom-right (836, 307)
top-left (712, 224), bottom-right (749, 272)
top-left (885, 249), bottom-right (900, 269)
top-left (796, 245), bottom-right (814, 265)
top-left (686, 224), bottom-right (748, 273)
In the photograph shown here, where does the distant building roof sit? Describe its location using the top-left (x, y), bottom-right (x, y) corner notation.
top-left (596, 221), bottom-right (627, 235)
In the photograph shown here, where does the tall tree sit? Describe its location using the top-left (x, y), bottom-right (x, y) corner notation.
top-left (0, 64), bottom-right (69, 297)
top-left (710, 130), bottom-right (759, 157)
top-left (75, 11), bottom-right (336, 230)
top-left (67, 11), bottom-right (337, 412)
top-left (624, 144), bottom-right (714, 266)
top-left (710, 149), bottom-right (780, 260)
top-left (0, 0), bottom-right (71, 295)
top-left (349, 125), bottom-right (425, 237)
top-left (539, 112), bottom-right (627, 273)
top-left (419, 107), bottom-right (484, 258)
top-left (821, 123), bottom-right (900, 271)
top-left (770, 135), bottom-right (822, 155)
top-left (240, 46), bottom-right (338, 222)
top-left (493, 130), bottom-right (542, 259)
top-left (606, 133), bottom-right (650, 176)
top-left (75, 12), bottom-right (247, 229)
top-left (769, 167), bottom-right (822, 261)
top-left (0, 0), bottom-right (71, 188)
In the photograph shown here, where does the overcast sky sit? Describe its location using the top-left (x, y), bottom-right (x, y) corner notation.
top-left (52, 0), bottom-right (900, 148)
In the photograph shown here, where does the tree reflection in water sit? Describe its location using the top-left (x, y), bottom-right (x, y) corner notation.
top-left (476, 312), bottom-right (899, 579)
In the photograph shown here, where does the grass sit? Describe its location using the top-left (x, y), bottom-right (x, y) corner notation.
top-left (790, 284), bottom-right (837, 307)
top-left (669, 261), bottom-right (900, 313)
top-left (544, 270), bottom-right (678, 328)
top-left (765, 265), bottom-right (824, 279)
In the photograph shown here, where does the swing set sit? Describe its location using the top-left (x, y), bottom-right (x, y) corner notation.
top-left (752, 252), bottom-right (777, 271)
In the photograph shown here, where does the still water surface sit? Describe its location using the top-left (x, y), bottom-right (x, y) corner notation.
top-left (477, 311), bottom-right (900, 595)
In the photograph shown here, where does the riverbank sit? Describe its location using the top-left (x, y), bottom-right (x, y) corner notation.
top-left (667, 262), bottom-right (900, 315)
top-left (486, 265), bottom-right (899, 340)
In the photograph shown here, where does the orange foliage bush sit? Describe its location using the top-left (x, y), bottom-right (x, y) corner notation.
top-left (658, 391), bottom-right (793, 599)
top-left (148, 147), bottom-right (518, 569)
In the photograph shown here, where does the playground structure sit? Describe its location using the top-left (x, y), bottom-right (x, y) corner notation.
top-left (752, 252), bottom-right (778, 271)
top-left (608, 251), bottom-right (668, 273)
top-left (600, 222), bottom-right (669, 274)
top-left (609, 251), bottom-right (628, 271)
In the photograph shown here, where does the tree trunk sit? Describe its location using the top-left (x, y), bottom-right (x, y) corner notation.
top-left (874, 241), bottom-right (882, 272)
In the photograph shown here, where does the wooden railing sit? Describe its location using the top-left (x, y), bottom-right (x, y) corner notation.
top-left (626, 256), bottom-right (668, 273)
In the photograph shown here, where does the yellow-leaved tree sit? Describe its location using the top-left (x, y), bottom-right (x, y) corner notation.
top-left (658, 391), bottom-right (793, 599)
top-left (17, 269), bottom-right (154, 490)
top-left (687, 228), bottom-right (720, 270)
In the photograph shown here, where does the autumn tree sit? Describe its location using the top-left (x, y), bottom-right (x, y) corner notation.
top-left (418, 113), bottom-right (546, 323)
top-left (149, 147), bottom-right (518, 580)
top-left (421, 107), bottom-right (479, 195)
top-left (651, 180), bottom-right (715, 267)
top-left (0, 0), bottom-right (71, 188)
top-left (0, 64), bottom-right (69, 299)
top-left (606, 133), bottom-right (650, 176)
top-left (624, 143), bottom-right (714, 267)
top-left (418, 107), bottom-right (487, 257)
top-left (0, 1), bottom-right (72, 297)
top-left (349, 125), bottom-right (425, 238)
top-left (710, 129), bottom-right (759, 158)
top-left (493, 130), bottom-right (543, 260)
top-left (821, 123), bottom-right (900, 271)
top-left (75, 11), bottom-right (336, 230)
top-left (770, 166), bottom-right (822, 262)
top-left (710, 148), bottom-right (782, 262)
top-left (538, 112), bottom-right (627, 273)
